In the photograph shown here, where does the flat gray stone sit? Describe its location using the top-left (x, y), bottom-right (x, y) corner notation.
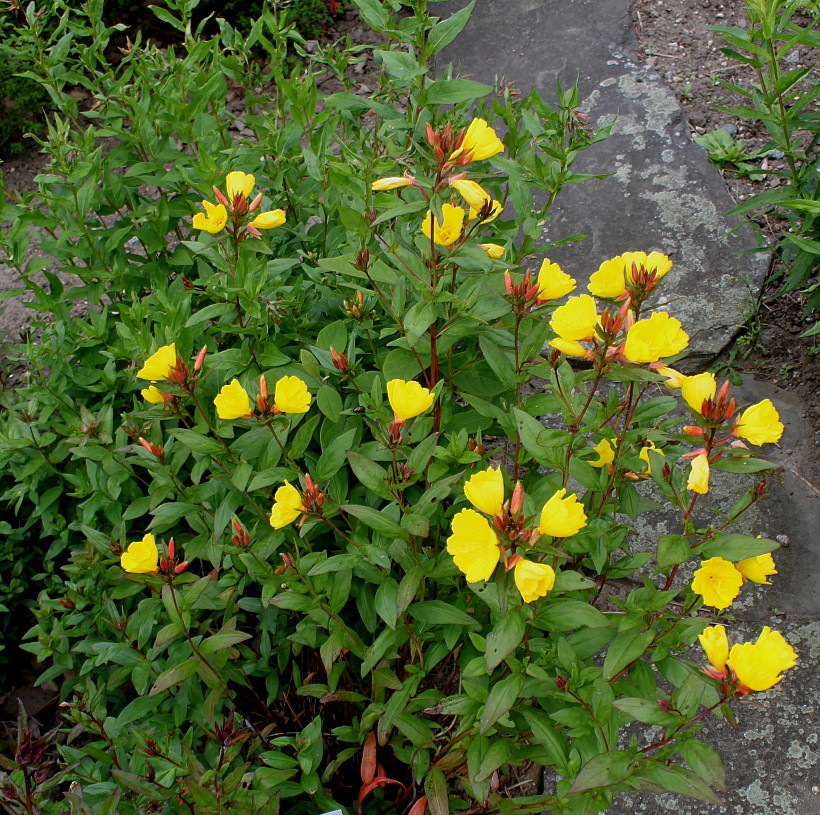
top-left (435, 0), bottom-right (769, 369)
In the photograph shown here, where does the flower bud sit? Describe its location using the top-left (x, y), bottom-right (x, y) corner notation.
top-left (555, 674), bottom-right (567, 690)
top-left (194, 344), bottom-right (207, 372)
top-left (213, 185), bottom-right (229, 207)
top-left (259, 374), bottom-right (268, 401)
top-left (248, 192), bottom-right (263, 213)
top-left (504, 270), bottom-right (513, 295)
top-left (330, 346), bottom-right (349, 372)
top-left (683, 425), bottom-right (703, 437)
top-left (510, 481), bottom-right (524, 515)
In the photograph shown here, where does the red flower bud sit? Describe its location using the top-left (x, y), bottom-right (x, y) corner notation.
top-left (510, 481), bottom-right (523, 515)
top-left (193, 344), bottom-right (207, 372)
top-left (248, 192), bottom-right (263, 213)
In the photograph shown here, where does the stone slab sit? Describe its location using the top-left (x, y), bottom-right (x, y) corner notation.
top-left (435, 0), bottom-right (769, 369)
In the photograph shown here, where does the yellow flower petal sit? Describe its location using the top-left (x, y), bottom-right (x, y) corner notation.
top-left (687, 453), bottom-right (710, 494)
top-left (655, 364), bottom-right (685, 389)
top-left (273, 376), bottom-right (311, 414)
top-left (588, 256), bottom-right (627, 298)
top-left (735, 552), bottom-right (776, 585)
top-left (372, 176), bottom-right (412, 191)
top-left (734, 399), bottom-right (784, 446)
top-left (537, 259), bottom-right (576, 300)
top-left (698, 624), bottom-right (729, 671)
top-left (728, 626), bottom-right (797, 691)
top-left (622, 312), bottom-right (689, 363)
top-left (449, 118), bottom-right (504, 163)
top-left (446, 508), bottom-right (501, 582)
top-left (120, 533), bottom-right (159, 574)
top-left (550, 294), bottom-right (598, 341)
top-left (549, 337), bottom-right (589, 357)
top-left (639, 440), bottom-right (664, 475)
top-left (479, 243), bottom-right (504, 258)
top-left (386, 379), bottom-right (435, 422)
top-left (269, 481), bottom-right (306, 529)
top-left (421, 204), bottom-right (465, 247)
top-left (680, 372), bottom-right (717, 414)
top-left (193, 200), bottom-right (227, 233)
top-left (514, 559), bottom-right (556, 603)
top-left (538, 488), bottom-right (587, 538)
top-left (141, 385), bottom-right (167, 404)
top-left (136, 344), bottom-right (176, 382)
top-left (464, 466), bottom-right (504, 516)
top-left (251, 209), bottom-right (286, 229)
top-left (589, 438), bottom-right (615, 468)
top-left (449, 178), bottom-right (491, 210)
top-left (691, 557), bottom-right (743, 609)
top-left (225, 170), bottom-right (255, 199)
top-left (214, 378), bottom-right (252, 420)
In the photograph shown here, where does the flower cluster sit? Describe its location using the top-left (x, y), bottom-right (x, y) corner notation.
top-left (372, 118), bottom-right (506, 254)
top-left (193, 170), bottom-right (285, 238)
top-left (213, 375), bottom-right (312, 421)
top-left (446, 466), bottom-right (587, 603)
top-left (699, 624), bottom-right (797, 693)
top-left (692, 553), bottom-right (777, 609)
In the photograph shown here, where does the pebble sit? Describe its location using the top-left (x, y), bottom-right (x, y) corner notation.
top-left (719, 123), bottom-right (737, 136)
top-left (769, 149), bottom-right (785, 159)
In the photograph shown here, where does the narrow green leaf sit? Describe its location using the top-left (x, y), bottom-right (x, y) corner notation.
top-left (485, 608), bottom-right (526, 671)
top-left (479, 673), bottom-right (524, 734)
top-left (149, 656), bottom-right (198, 695)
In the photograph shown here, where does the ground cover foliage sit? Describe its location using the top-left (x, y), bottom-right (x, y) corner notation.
top-left (0, 0), bottom-right (797, 812)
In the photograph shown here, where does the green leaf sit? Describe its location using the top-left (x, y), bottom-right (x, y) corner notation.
top-left (656, 534), bottom-right (691, 568)
top-left (479, 673), bottom-right (524, 734)
top-left (474, 738), bottom-right (514, 782)
top-left (697, 533), bottom-right (778, 560)
top-left (314, 428), bottom-right (356, 482)
top-left (111, 769), bottom-right (162, 798)
top-left (711, 455), bottom-right (777, 473)
top-left (569, 751), bottom-right (634, 793)
top-left (427, 1), bottom-right (476, 54)
top-left (316, 386), bottom-right (343, 422)
top-left (346, 451), bottom-right (394, 501)
top-left (602, 629), bottom-right (655, 681)
top-left (374, 577), bottom-right (399, 630)
top-left (485, 608), bottom-right (526, 671)
top-left (409, 600), bottom-right (479, 628)
top-left (538, 599), bottom-right (610, 631)
top-left (149, 656), bottom-right (198, 695)
top-left (521, 707), bottom-right (570, 775)
top-left (341, 503), bottom-right (409, 540)
top-left (424, 769), bottom-right (449, 815)
top-left (169, 429), bottom-right (225, 455)
top-left (423, 78), bottom-right (493, 105)
top-left (612, 697), bottom-right (679, 726)
top-left (199, 630), bottom-right (252, 654)
top-left (681, 740), bottom-right (727, 791)
top-left (478, 335), bottom-right (517, 389)
top-left (638, 762), bottom-right (722, 805)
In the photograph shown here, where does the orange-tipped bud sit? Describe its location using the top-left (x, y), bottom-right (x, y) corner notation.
top-left (233, 194), bottom-right (247, 215)
top-left (232, 517), bottom-right (243, 534)
top-left (259, 374), bottom-right (268, 402)
top-left (248, 192), bottom-right (263, 213)
top-left (425, 122), bottom-right (436, 148)
top-left (716, 379), bottom-right (731, 404)
top-left (510, 481), bottom-right (524, 515)
top-left (280, 553), bottom-right (293, 567)
top-left (723, 398), bottom-right (736, 420)
top-left (683, 425), bottom-right (704, 437)
top-left (167, 537), bottom-right (175, 561)
top-left (138, 437), bottom-right (163, 458)
top-left (506, 552), bottom-right (523, 571)
top-left (245, 223), bottom-right (262, 239)
top-left (330, 346), bottom-right (348, 372)
top-left (174, 561), bottom-right (189, 574)
top-left (213, 186), bottom-right (229, 207)
top-left (194, 345), bottom-right (207, 372)
top-left (504, 270), bottom-right (513, 295)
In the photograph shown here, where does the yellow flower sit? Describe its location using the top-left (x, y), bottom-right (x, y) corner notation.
top-left (141, 386), bottom-right (167, 404)
top-left (137, 344), bottom-right (176, 382)
top-left (387, 379), bottom-right (435, 422)
top-left (733, 399), bottom-right (784, 446)
top-left (622, 312), bottom-right (689, 363)
top-left (728, 626), bottom-right (797, 692)
top-left (225, 170), bottom-right (255, 200)
top-left (639, 440), bottom-right (664, 475)
top-left (121, 533), bottom-right (159, 574)
top-left (449, 179), bottom-right (491, 210)
top-left (214, 378), bottom-right (252, 420)
top-left (372, 176), bottom-right (412, 191)
top-left (469, 199), bottom-right (502, 223)
top-left (537, 259), bottom-right (576, 300)
top-left (464, 466), bottom-right (504, 516)
top-left (680, 372), bottom-right (716, 414)
top-left (550, 294), bottom-right (598, 341)
top-left (640, 251), bottom-right (673, 280)
top-left (251, 209), bottom-right (286, 229)
top-left (539, 488), bottom-right (587, 538)
top-left (691, 557), bottom-right (744, 609)
top-left (479, 243), bottom-right (504, 258)
top-left (514, 559), bottom-right (556, 603)
top-left (269, 481), bottom-right (306, 529)
top-left (589, 438), bottom-right (615, 468)
top-left (449, 118), bottom-right (505, 163)
top-left (655, 364), bottom-right (685, 389)
top-left (446, 508), bottom-right (501, 582)
top-left (421, 204), bottom-right (465, 246)
top-left (698, 624), bottom-right (729, 672)
top-left (588, 257), bottom-right (627, 298)
top-left (549, 338), bottom-right (588, 357)
top-left (192, 199), bottom-right (228, 233)
top-left (273, 376), bottom-right (311, 414)
top-left (736, 552), bottom-right (776, 584)
top-left (687, 452), bottom-right (710, 494)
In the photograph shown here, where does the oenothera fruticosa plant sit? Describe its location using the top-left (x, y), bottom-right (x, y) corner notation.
top-left (0, 1), bottom-right (794, 814)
